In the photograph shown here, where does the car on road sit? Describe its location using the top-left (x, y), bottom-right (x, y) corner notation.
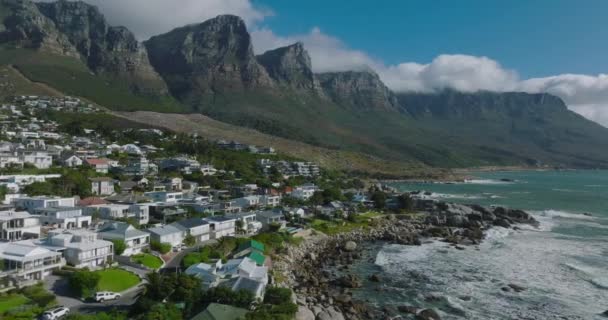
top-left (94, 291), bottom-right (122, 302)
top-left (41, 306), bottom-right (70, 320)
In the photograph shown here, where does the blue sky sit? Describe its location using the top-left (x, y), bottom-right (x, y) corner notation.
top-left (258, 0), bottom-right (606, 78)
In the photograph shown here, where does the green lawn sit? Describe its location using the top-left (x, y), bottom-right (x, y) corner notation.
top-left (131, 253), bottom-right (163, 269)
top-left (95, 269), bottom-right (140, 292)
top-left (310, 211), bottom-right (383, 235)
top-left (0, 294), bottom-right (28, 313)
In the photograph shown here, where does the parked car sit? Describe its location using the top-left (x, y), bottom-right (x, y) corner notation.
top-left (95, 291), bottom-right (122, 302)
top-left (41, 306), bottom-right (70, 320)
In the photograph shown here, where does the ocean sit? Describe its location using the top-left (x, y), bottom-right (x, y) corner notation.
top-left (349, 170), bottom-right (608, 319)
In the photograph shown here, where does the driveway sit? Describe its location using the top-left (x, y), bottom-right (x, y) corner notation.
top-left (44, 271), bottom-right (145, 315)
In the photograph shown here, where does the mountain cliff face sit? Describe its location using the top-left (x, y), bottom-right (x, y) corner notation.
top-left (145, 15), bottom-right (273, 105)
top-left (34, 0), bottom-right (167, 95)
top-left (398, 90), bottom-right (569, 120)
top-left (256, 42), bottom-right (322, 93)
top-left (317, 70), bottom-right (401, 112)
top-left (0, 0), bottom-right (79, 57)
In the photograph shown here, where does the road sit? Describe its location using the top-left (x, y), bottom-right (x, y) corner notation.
top-left (44, 270), bottom-right (144, 315)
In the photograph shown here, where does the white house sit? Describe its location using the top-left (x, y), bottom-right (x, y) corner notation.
top-left (33, 207), bottom-right (91, 229)
top-left (233, 196), bottom-right (261, 209)
top-left (255, 210), bottom-right (287, 231)
top-left (260, 195), bottom-right (281, 208)
top-left (84, 158), bottom-right (110, 173)
top-left (18, 150), bottom-right (52, 169)
top-left (13, 196), bottom-right (76, 213)
top-left (144, 191), bottom-right (183, 203)
top-left (291, 184), bottom-right (320, 200)
top-left (98, 222), bottom-right (150, 256)
top-left (0, 210), bottom-right (41, 241)
top-left (204, 216), bottom-right (236, 239)
top-left (62, 155), bottom-right (83, 168)
top-left (146, 224), bottom-right (184, 247)
top-left (171, 218), bottom-right (210, 243)
top-left (185, 257), bottom-right (268, 298)
top-left (84, 203), bottom-right (149, 225)
top-left (90, 177), bottom-right (115, 196)
top-left (226, 212), bottom-right (262, 235)
top-left (44, 229), bottom-right (113, 269)
top-left (0, 241), bottom-right (65, 290)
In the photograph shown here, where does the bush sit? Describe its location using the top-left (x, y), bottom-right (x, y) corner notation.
top-left (112, 239), bottom-right (127, 256)
top-left (21, 284), bottom-right (56, 308)
top-left (68, 270), bottom-right (100, 299)
top-left (263, 287), bottom-right (292, 305)
top-left (150, 241), bottom-right (171, 254)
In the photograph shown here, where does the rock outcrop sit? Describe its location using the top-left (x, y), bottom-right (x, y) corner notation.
top-left (317, 70), bottom-right (402, 112)
top-left (145, 14), bottom-right (273, 104)
top-left (257, 42), bottom-right (322, 93)
top-left (35, 0), bottom-right (167, 94)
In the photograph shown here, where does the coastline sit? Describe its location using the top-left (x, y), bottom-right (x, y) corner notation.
top-left (274, 202), bottom-right (538, 320)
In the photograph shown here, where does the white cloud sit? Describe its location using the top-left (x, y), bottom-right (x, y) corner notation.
top-left (36, 0), bottom-right (272, 40)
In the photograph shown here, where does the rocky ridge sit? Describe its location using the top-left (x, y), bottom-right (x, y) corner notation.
top-left (274, 203), bottom-right (538, 320)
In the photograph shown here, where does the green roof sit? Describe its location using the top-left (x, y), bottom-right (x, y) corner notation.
top-left (238, 240), bottom-right (265, 253)
top-left (247, 251), bottom-right (266, 266)
top-left (191, 303), bottom-right (248, 320)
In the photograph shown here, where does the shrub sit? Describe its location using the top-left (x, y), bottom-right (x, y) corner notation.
top-left (150, 241), bottom-right (171, 254)
top-left (263, 287), bottom-right (292, 305)
top-left (68, 270), bottom-right (100, 299)
top-left (112, 239), bottom-right (127, 256)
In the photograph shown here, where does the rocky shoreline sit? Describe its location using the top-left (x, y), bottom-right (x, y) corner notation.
top-left (273, 201), bottom-right (539, 320)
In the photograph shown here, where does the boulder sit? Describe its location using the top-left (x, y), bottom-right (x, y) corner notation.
top-left (369, 274), bottom-right (381, 282)
top-left (296, 306), bottom-right (316, 320)
top-left (494, 218), bottom-right (511, 228)
top-left (602, 310), bottom-right (608, 317)
top-left (344, 241), bottom-right (358, 251)
top-left (508, 283), bottom-right (526, 292)
top-left (337, 274), bottom-right (363, 288)
top-left (416, 308), bottom-right (442, 320)
top-left (316, 307), bottom-right (345, 320)
top-left (398, 305), bottom-right (419, 314)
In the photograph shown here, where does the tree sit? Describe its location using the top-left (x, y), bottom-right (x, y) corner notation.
top-left (397, 194), bottom-right (414, 211)
top-left (263, 287), bottom-right (292, 305)
top-left (142, 303), bottom-right (183, 320)
top-left (183, 234), bottom-right (195, 246)
top-left (371, 191), bottom-right (387, 210)
top-left (235, 220), bottom-right (245, 233)
top-left (201, 287), bottom-right (254, 308)
top-left (112, 239), bottom-right (127, 256)
top-left (68, 270), bottom-right (100, 299)
top-left (309, 191), bottom-right (324, 206)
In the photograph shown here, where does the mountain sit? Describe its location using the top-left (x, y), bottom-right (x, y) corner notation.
top-left (256, 42), bottom-right (321, 93)
top-left (145, 15), bottom-right (273, 107)
top-left (1, 4), bottom-right (607, 170)
top-left (34, 0), bottom-right (167, 95)
top-left (318, 70), bottom-right (401, 112)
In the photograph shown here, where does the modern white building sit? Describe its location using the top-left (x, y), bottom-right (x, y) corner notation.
top-left (185, 257), bottom-right (268, 298)
top-left (0, 210), bottom-right (41, 241)
top-left (172, 218), bottom-right (210, 243)
top-left (226, 212), bottom-right (262, 235)
top-left (255, 210), bottom-right (287, 231)
top-left (18, 150), bottom-right (52, 169)
top-left (33, 207), bottom-right (91, 229)
top-left (90, 177), bottom-right (115, 196)
top-left (98, 222), bottom-right (150, 256)
top-left (291, 184), bottom-right (320, 200)
top-left (84, 203), bottom-right (149, 225)
top-left (44, 229), bottom-right (113, 269)
top-left (204, 216), bottom-right (236, 239)
top-left (13, 196), bottom-right (76, 214)
top-left (144, 191), bottom-right (183, 203)
top-left (0, 241), bottom-right (65, 291)
top-left (146, 224), bottom-right (184, 247)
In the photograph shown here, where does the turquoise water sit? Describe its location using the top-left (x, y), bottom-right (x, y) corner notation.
top-left (350, 170), bottom-right (608, 319)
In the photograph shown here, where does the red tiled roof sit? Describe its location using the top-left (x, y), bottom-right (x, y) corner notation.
top-left (78, 197), bottom-right (109, 206)
top-left (85, 158), bottom-right (109, 166)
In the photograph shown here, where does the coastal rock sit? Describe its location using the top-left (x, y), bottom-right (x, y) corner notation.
top-left (295, 306), bottom-right (315, 320)
top-left (508, 283), bottom-right (526, 292)
top-left (344, 241), bottom-right (358, 251)
top-left (416, 308), bottom-right (442, 320)
top-left (337, 274), bottom-right (363, 288)
top-left (602, 310), bottom-right (608, 317)
top-left (316, 307), bottom-right (345, 320)
top-left (398, 305), bottom-right (419, 314)
top-left (494, 218), bottom-right (511, 228)
top-left (369, 274), bottom-right (381, 282)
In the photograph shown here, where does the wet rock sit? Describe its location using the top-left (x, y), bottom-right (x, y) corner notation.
top-left (416, 308), bottom-right (442, 320)
top-left (455, 245), bottom-right (466, 250)
top-left (369, 274), bottom-right (381, 282)
top-left (344, 241), bottom-right (358, 251)
top-left (508, 283), bottom-right (526, 292)
top-left (601, 310), bottom-right (608, 317)
top-left (398, 305), bottom-right (419, 314)
top-left (337, 274), bottom-right (363, 288)
top-left (316, 307), bottom-right (345, 320)
top-left (459, 296), bottom-right (472, 301)
top-left (494, 218), bottom-right (511, 228)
